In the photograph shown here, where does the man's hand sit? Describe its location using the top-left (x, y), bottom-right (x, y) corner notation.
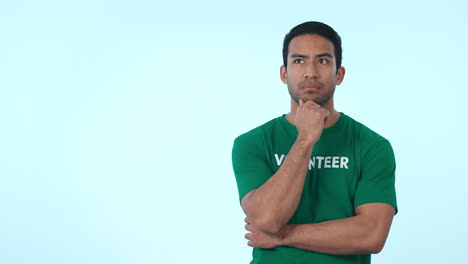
top-left (295, 99), bottom-right (329, 144)
top-left (244, 217), bottom-right (284, 248)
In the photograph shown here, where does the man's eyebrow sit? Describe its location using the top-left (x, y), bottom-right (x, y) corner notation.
top-left (290, 53), bottom-right (334, 59)
top-left (290, 53), bottom-right (309, 58)
top-left (316, 53), bottom-right (333, 58)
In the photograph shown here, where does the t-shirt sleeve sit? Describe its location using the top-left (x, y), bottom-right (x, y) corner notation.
top-left (354, 140), bottom-right (398, 214)
top-left (232, 133), bottom-right (275, 203)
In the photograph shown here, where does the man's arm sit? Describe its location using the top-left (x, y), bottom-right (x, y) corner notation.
top-left (245, 203), bottom-right (396, 255)
top-left (241, 99), bottom-right (328, 234)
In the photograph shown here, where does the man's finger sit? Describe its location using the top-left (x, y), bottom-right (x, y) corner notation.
top-left (245, 223), bottom-right (252, 231)
top-left (244, 232), bottom-right (252, 240)
top-left (244, 217), bottom-right (252, 224)
top-left (303, 99), bottom-right (319, 106)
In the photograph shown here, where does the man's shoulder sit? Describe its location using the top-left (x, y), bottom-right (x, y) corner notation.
top-left (233, 116), bottom-right (284, 145)
top-left (344, 114), bottom-right (391, 145)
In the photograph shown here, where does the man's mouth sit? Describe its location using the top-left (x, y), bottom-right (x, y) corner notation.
top-left (301, 83), bottom-right (321, 91)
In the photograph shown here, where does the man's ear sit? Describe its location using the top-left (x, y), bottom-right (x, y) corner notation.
top-left (280, 65), bottom-right (287, 84)
top-left (336, 66), bottom-right (346, 85)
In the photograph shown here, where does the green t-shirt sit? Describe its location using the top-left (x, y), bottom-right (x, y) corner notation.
top-left (232, 113), bottom-right (397, 264)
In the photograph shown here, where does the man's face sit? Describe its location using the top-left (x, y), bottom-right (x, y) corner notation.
top-left (280, 34), bottom-right (345, 107)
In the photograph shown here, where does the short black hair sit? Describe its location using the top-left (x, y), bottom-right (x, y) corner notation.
top-left (282, 21), bottom-right (342, 70)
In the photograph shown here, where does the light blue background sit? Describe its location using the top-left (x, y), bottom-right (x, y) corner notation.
top-left (1, 0), bottom-right (467, 263)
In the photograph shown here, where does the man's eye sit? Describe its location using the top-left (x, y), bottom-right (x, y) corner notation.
top-left (318, 58), bottom-right (328, 64)
top-left (293, 59), bottom-right (305, 64)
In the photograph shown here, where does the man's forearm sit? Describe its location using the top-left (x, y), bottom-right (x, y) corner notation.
top-left (277, 204), bottom-right (395, 255)
top-left (242, 136), bottom-right (314, 234)
top-left (279, 217), bottom-right (374, 255)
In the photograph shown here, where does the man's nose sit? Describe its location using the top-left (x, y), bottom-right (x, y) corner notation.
top-left (304, 63), bottom-right (319, 79)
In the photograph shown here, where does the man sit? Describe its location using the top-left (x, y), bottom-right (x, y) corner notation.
top-left (231, 21), bottom-right (397, 264)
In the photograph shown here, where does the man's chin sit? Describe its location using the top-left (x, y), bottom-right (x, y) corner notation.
top-left (292, 96), bottom-right (322, 104)
top-left (295, 97), bottom-right (330, 107)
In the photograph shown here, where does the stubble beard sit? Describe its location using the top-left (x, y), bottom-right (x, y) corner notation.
top-left (288, 84), bottom-right (335, 107)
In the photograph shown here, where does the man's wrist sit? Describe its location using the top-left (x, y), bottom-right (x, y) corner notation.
top-left (295, 134), bottom-right (316, 148)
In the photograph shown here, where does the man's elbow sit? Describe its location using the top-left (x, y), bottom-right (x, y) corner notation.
top-left (251, 217), bottom-right (283, 234)
top-left (363, 237), bottom-right (387, 254)
top-left (241, 195), bottom-right (284, 234)
top-left (368, 243), bottom-right (384, 254)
